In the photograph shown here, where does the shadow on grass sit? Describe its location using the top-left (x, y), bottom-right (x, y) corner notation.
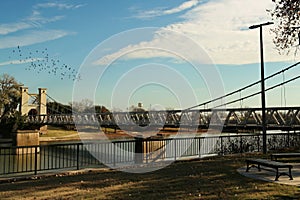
top-left (0, 155), bottom-right (299, 199)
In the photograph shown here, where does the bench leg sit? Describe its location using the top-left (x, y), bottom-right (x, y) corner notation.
top-left (246, 162), bottom-right (261, 172)
top-left (246, 162), bottom-right (250, 172)
top-left (275, 168), bottom-right (293, 181)
top-left (288, 167), bottom-right (293, 180)
top-left (275, 169), bottom-right (279, 181)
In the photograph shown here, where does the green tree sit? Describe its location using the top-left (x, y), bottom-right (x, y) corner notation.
top-left (269, 0), bottom-right (300, 55)
top-left (0, 74), bottom-right (22, 137)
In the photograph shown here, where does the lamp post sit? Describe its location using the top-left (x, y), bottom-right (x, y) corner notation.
top-left (249, 21), bottom-right (274, 154)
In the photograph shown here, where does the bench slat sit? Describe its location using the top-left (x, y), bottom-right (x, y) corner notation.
top-left (247, 159), bottom-right (293, 168)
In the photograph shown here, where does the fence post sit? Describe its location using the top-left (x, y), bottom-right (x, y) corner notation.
top-left (34, 146), bottom-right (38, 175)
top-left (134, 137), bottom-right (144, 164)
top-left (76, 143), bottom-right (80, 170)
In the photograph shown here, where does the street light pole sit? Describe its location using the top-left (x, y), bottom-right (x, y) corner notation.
top-left (249, 21), bottom-right (273, 154)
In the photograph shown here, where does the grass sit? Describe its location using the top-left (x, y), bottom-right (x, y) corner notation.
top-left (40, 126), bottom-right (122, 141)
top-left (40, 126), bottom-right (132, 141)
top-left (41, 126), bottom-right (77, 137)
top-left (40, 126), bottom-right (219, 143)
top-left (0, 154), bottom-right (299, 199)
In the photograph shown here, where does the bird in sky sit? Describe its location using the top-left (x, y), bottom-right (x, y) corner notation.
top-left (10, 46), bottom-right (80, 81)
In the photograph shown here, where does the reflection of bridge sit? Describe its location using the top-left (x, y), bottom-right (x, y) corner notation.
top-left (25, 107), bottom-right (300, 131)
top-left (21, 61), bottom-right (300, 132)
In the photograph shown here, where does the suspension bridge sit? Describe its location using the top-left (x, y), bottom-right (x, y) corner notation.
top-left (21, 61), bottom-right (300, 132)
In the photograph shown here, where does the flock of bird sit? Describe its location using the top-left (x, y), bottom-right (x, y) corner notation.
top-left (9, 46), bottom-right (79, 81)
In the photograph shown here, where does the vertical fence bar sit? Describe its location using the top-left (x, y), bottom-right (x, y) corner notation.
top-left (34, 146), bottom-right (38, 175)
top-left (198, 137), bottom-right (201, 158)
top-left (113, 142), bottom-right (116, 167)
top-left (16, 148), bottom-right (19, 172)
top-left (76, 143), bottom-right (80, 170)
top-left (287, 131), bottom-right (290, 148)
top-left (12, 148), bottom-right (15, 173)
top-left (58, 145), bottom-right (61, 168)
top-left (3, 148), bottom-right (6, 174)
top-left (62, 145), bottom-right (65, 168)
top-left (257, 135), bottom-right (260, 152)
top-left (220, 136), bottom-right (224, 155)
top-left (145, 140), bottom-right (148, 164)
top-left (50, 145), bottom-right (53, 169)
top-left (8, 148), bottom-right (11, 173)
top-left (240, 135), bottom-right (243, 154)
top-left (174, 139), bottom-right (177, 161)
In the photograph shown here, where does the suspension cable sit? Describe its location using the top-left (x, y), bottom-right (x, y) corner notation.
top-left (213, 74), bottom-right (300, 108)
top-left (185, 61), bottom-right (300, 111)
top-left (45, 93), bottom-right (74, 114)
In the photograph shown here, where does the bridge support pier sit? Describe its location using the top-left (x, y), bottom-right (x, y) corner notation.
top-left (134, 134), bottom-right (168, 164)
top-left (134, 136), bottom-right (144, 164)
top-left (13, 130), bottom-right (40, 154)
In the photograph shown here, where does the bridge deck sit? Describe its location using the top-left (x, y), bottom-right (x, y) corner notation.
top-left (24, 107), bottom-right (300, 131)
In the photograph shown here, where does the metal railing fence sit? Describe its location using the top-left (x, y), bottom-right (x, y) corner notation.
top-left (1, 132), bottom-right (299, 176)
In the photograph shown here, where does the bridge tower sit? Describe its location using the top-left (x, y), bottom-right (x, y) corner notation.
top-left (38, 88), bottom-right (47, 115)
top-left (19, 86), bottom-right (47, 116)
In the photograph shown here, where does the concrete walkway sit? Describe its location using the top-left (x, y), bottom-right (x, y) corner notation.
top-left (238, 163), bottom-right (300, 186)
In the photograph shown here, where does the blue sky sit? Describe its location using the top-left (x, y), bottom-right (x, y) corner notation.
top-left (0, 0), bottom-right (300, 111)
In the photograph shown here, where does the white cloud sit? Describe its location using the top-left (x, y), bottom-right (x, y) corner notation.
top-left (171, 0), bottom-right (279, 64)
top-left (0, 2), bottom-right (81, 48)
top-left (33, 3), bottom-right (85, 10)
top-left (100, 0), bottom-right (298, 65)
top-left (134, 0), bottom-right (200, 19)
top-left (164, 0), bottom-right (200, 15)
top-left (0, 58), bottom-right (44, 66)
top-left (0, 8), bottom-right (64, 35)
top-left (93, 28), bottom-right (212, 66)
top-left (0, 30), bottom-right (74, 49)
top-left (25, 10), bottom-right (64, 25)
top-left (0, 22), bottom-right (33, 35)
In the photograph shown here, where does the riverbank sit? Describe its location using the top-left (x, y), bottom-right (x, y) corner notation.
top-left (39, 125), bottom-right (211, 144)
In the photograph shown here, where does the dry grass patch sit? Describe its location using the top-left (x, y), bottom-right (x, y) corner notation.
top-left (0, 154), bottom-right (299, 199)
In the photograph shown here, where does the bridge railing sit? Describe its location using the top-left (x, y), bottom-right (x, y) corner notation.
top-left (1, 132), bottom-right (300, 176)
top-left (24, 107), bottom-right (300, 131)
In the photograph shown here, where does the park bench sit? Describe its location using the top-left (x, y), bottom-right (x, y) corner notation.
top-left (270, 153), bottom-right (300, 161)
top-left (246, 158), bottom-right (293, 181)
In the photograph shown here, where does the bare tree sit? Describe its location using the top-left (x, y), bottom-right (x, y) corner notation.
top-left (269, 0), bottom-right (300, 55)
top-left (72, 99), bottom-right (94, 113)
